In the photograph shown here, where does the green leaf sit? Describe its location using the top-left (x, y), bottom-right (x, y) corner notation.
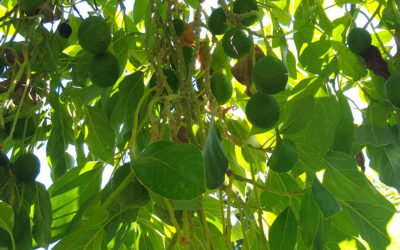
top-left (269, 207), bottom-right (297, 250)
top-left (293, 143), bottom-right (328, 174)
top-left (299, 40), bottom-right (331, 74)
top-left (293, 1), bottom-right (315, 52)
top-left (331, 41), bottom-right (367, 80)
top-left (47, 96), bottom-right (76, 180)
top-left (299, 188), bottom-right (320, 247)
top-left (13, 208), bottom-right (32, 250)
top-left (71, 51), bottom-right (92, 87)
top-left (133, 141), bottom-right (205, 200)
top-left (184, 0), bottom-right (199, 8)
top-left (113, 29), bottom-right (129, 72)
top-left (269, 3), bottom-right (292, 26)
top-left (368, 143), bottom-right (400, 193)
top-left (54, 206), bottom-right (109, 249)
top-left (84, 106), bottom-right (115, 161)
top-left (287, 50), bottom-right (297, 79)
top-left (192, 218), bottom-right (227, 250)
top-left (110, 71), bottom-right (145, 132)
top-left (139, 231), bottom-right (154, 250)
top-left (32, 183), bottom-right (52, 247)
top-left (204, 124), bottom-right (228, 189)
top-left (312, 177), bottom-right (342, 218)
top-left (317, 5), bottom-right (333, 35)
top-left (281, 94), bottom-right (315, 134)
top-left (260, 172), bottom-right (299, 213)
top-left (289, 96), bottom-right (340, 155)
top-left (355, 124), bottom-right (396, 146)
top-left (132, 0), bottom-right (148, 25)
top-left (268, 138), bottom-right (298, 173)
top-left (0, 202), bottom-right (14, 243)
top-left (49, 162), bottom-right (103, 239)
top-left (332, 92), bottom-right (354, 154)
top-left (323, 151), bottom-right (396, 249)
top-left (313, 216), bottom-right (331, 249)
top-left (150, 191), bottom-right (201, 210)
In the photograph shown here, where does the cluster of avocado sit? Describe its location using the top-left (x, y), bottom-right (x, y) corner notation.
top-left (244, 56), bottom-right (288, 130)
top-left (0, 152), bottom-right (40, 183)
top-left (206, 0), bottom-right (260, 105)
top-left (76, 16), bottom-right (120, 88)
top-left (208, 0), bottom-right (257, 59)
top-left (207, 1), bottom-right (286, 130)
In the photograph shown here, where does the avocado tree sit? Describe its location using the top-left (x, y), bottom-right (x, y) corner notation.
top-left (1, 0), bottom-right (400, 249)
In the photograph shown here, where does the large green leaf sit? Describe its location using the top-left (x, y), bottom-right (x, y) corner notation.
top-left (299, 40), bottom-right (331, 74)
top-left (204, 124), bottom-right (228, 189)
top-left (289, 96), bottom-right (340, 155)
top-left (368, 143), bottom-right (400, 193)
top-left (293, 143), bottom-right (328, 174)
top-left (133, 141), bottom-right (205, 200)
top-left (32, 183), bottom-right (52, 247)
top-left (49, 162), bottom-right (103, 239)
top-left (54, 206), bottom-right (109, 249)
top-left (47, 97), bottom-right (75, 180)
top-left (269, 207), bottom-right (297, 250)
top-left (355, 124), bottom-right (396, 146)
top-left (84, 107), bottom-right (115, 161)
top-left (110, 71), bottom-right (144, 133)
top-left (281, 94), bottom-right (315, 134)
top-left (323, 151), bottom-right (396, 249)
top-left (113, 29), bottom-right (129, 72)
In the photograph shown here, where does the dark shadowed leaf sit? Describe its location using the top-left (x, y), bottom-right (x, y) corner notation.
top-left (32, 183), bottom-right (52, 247)
top-left (333, 91), bottom-right (354, 154)
top-left (300, 188), bottom-right (320, 247)
top-left (368, 143), bottom-right (400, 193)
top-left (312, 177), bottom-right (342, 218)
top-left (0, 202), bottom-right (14, 244)
top-left (204, 124), bottom-right (228, 189)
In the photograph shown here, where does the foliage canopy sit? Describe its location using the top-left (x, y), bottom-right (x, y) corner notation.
top-left (0, 0), bottom-right (400, 249)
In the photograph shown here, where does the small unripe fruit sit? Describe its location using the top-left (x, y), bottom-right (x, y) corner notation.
top-left (347, 28), bottom-right (372, 55)
top-left (245, 93), bottom-right (280, 129)
top-left (12, 153), bottom-right (40, 182)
